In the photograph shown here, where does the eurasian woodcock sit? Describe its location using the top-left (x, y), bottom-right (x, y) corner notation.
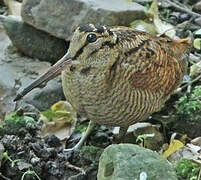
top-left (14, 24), bottom-right (190, 150)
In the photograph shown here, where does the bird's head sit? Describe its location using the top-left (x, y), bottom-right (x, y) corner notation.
top-left (69, 24), bottom-right (119, 67)
top-left (14, 24), bottom-right (120, 101)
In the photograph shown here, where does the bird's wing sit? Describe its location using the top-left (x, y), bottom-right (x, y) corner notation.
top-left (109, 32), bottom-right (189, 97)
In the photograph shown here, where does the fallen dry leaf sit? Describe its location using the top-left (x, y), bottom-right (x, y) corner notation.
top-left (40, 101), bottom-right (77, 141)
top-left (191, 137), bottom-right (201, 146)
top-left (131, 0), bottom-right (175, 38)
top-left (167, 143), bottom-right (201, 163)
top-left (167, 136), bottom-right (201, 163)
top-left (147, 0), bottom-right (175, 38)
top-left (190, 61), bottom-right (201, 78)
top-left (163, 139), bottom-right (184, 158)
top-left (3, 0), bottom-right (21, 17)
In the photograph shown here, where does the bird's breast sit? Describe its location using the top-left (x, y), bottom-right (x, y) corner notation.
top-left (61, 64), bottom-right (164, 127)
top-left (61, 64), bottom-right (106, 116)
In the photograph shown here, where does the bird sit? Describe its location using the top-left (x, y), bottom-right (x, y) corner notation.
top-left (14, 24), bottom-right (190, 151)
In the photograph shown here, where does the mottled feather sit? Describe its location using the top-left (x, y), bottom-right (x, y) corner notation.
top-left (62, 24), bottom-right (190, 128)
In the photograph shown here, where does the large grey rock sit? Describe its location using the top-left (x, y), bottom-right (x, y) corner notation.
top-left (0, 29), bottom-right (64, 119)
top-left (21, 0), bottom-right (146, 40)
top-left (3, 15), bottom-right (69, 63)
top-left (97, 144), bottom-right (178, 180)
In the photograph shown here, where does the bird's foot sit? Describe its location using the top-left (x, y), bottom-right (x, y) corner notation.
top-left (63, 146), bottom-right (79, 153)
top-left (63, 141), bottom-right (82, 156)
top-left (64, 121), bottom-right (95, 153)
top-left (62, 146), bottom-right (79, 158)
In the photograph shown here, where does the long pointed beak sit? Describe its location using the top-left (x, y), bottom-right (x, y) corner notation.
top-left (14, 52), bottom-right (72, 101)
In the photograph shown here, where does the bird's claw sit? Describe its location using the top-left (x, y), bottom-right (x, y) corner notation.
top-left (63, 146), bottom-right (79, 154)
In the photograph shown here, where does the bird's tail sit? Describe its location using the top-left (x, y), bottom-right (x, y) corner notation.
top-left (173, 38), bottom-right (192, 52)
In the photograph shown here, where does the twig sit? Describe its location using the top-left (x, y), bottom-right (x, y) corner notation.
top-left (198, 168), bottom-right (201, 180)
top-left (187, 83), bottom-right (191, 94)
top-left (172, 0), bottom-right (188, 9)
top-left (0, 173), bottom-right (11, 180)
top-left (65, 161), bottom-right (86, 175)
top-left (179, 74), bottom-right (201, 92)
top-left (165, 0), bottom-right (201, 18)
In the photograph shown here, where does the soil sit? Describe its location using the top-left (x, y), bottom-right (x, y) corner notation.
top-left (1, 0), bottom-right (201, 180)
top-left (0, 116), bottom-right (112, 180)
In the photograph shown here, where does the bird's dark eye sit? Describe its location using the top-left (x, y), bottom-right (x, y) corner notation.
top-left (87, 33), bottom-right (97, 43)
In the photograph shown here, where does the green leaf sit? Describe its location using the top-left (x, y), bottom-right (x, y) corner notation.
top-left (193, 38), bottom-right (201, 50)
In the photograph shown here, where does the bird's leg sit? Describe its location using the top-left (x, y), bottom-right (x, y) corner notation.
top-left (116, 126), bottom-right (129, 143)
top-left (64, 120), bottom-right (96, 152)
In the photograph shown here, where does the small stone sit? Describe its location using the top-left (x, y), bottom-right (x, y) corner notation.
top-left (97, 144), bottom-right (178, 180)
top-left (24, 133), bottom-right (33, 143)
top-left (1, 135), bottom-right (20, 151)
top-left (45, 161), bottom-right (61, 177)
top-left (30, 156), bottom-right (40, 165)
top-left (47, 147), bottom-right (57, 158)
top-left (17, 161), bottom-right (32, 171)
top-left (39, 148), bottom-right (52, 159)
top-left (194, 17), bottom-right (201, 26)
top-left (57, 153), bottom-right (68, 162)
top-left (31, 142), bottom-right (42, 152)
top-left (179, 13), bottom-right (190, 22)
top-left (44, 134), bottom-right (61, 147)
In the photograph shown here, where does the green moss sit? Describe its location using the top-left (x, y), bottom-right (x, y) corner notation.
top-left (79, 145), bottom-right (103, 165)
top-left (1, 109), bottom-right (36, 135)
top-left (175, 86), bottom-right (201, 122)
top-left (5, 110), bottom-right (35, 125)
top-left (75, 123), bottom-right (88, 133)
top-left (81, 145), bottom-right (101, 154)
top-left (41, 109), bottom-right (56, 121)
top-left (175, 159), bottom-right (200, 180)
top-left (41, 109), bottom-right (71, 121)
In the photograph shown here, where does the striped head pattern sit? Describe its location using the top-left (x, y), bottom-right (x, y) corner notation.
top-left (68, 24), bottom-right (120, 66)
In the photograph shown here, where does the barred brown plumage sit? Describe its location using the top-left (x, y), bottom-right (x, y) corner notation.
top-left (14, 24), bottom-right (191, 151)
